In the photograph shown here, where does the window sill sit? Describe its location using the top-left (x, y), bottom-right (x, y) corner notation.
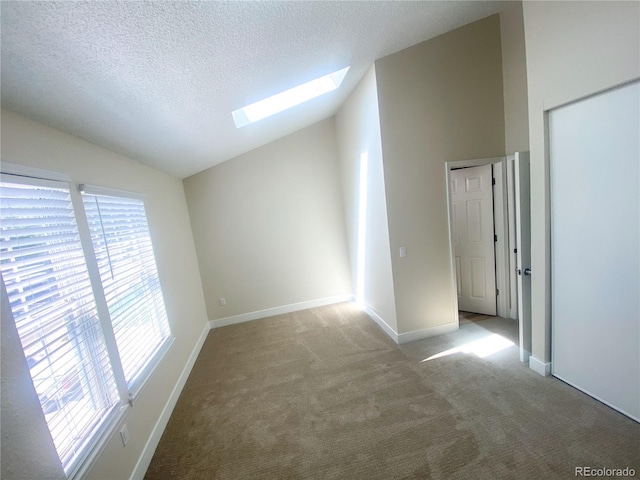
top-left (128, 335), bottom-right (175, 406)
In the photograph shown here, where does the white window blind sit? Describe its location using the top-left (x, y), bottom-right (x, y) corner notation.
top-left (82, 192), bottom-right (171, 394)
top-left (1, 171), bottom-right (174, 477)
top-left (0, 177), bottom-right (120, 473)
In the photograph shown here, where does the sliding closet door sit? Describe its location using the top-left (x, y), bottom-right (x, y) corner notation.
top-left (550, 80), bottom-right (639, 421)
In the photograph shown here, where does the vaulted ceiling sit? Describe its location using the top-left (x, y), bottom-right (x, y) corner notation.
top-left (1, 1), bottom-right (504, 178)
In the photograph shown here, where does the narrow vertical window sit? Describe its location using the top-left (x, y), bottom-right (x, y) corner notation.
top-left (82, 190), bottom-right (171, 395)
top-left (0, 177), bottom-right (120, 473)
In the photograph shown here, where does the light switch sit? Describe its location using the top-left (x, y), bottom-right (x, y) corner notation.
top-left (399, 247), bottom-right (407, 257)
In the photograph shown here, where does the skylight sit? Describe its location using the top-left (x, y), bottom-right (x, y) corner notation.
top-left (232, 66), bottom-right (350, 128)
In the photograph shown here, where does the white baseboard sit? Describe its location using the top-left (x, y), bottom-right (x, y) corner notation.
top-left (529, 355), bottom-right (551, 377)
top-left (362, 305), bottom-right (459, 345)
top-left (397, 322), bottom-right (459, 344)
top-left (209, 294), bottom-right (354, 329)
top-left (363, 305), bottom-right (399, 343)
top-left (130, 323), bottom-right (211, 480)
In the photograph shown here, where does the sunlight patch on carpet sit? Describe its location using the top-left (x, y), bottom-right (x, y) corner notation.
top-left (421, 334), bottom-right (514, 362)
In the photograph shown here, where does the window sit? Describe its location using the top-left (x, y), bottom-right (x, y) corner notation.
top-left (82, 189), bottom-right (171, 395)
top-left (232, 66), bottom-right (350, 128)
top-left (0, 173), bottom-right (172, 477)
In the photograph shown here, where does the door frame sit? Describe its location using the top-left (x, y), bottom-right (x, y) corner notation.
top-left (445, 156), bottom-right (513, 320)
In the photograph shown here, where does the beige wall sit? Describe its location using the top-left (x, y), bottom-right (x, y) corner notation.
top-left (184, 118), bottom-right (352, 321)
top-left (500, 1), bottom-right (529, 154)
top-left (0, 109), bottom-right (210, 480)
top-left (522, 1), bottom-right (640, 367)
top-left (335, 66), bottom-right (397, 332)
top-left (375, 15), bottom-right (505, 335)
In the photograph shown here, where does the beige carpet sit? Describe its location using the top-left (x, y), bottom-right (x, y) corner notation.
top-left (145, 303), bottom-right (639, 479)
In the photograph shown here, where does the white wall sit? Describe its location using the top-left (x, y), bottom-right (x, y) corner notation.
top-left (335, 66), bottom-right (398, 334)
top-left (374, 15), bottom-right (505, 336)
top-left (183, 118), bottom-right (352, 321)
top-left (0, 108), bottom-right (210, 480)
top-left (500, 1), bottom-right (529, 154)
top-left (522, 0), bottom-right (640, 368)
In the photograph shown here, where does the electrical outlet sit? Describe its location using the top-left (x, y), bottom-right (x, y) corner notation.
top-left (219, 297), bottom-right (226, 306)
top-left (120, 424), bottom-right (129, 446)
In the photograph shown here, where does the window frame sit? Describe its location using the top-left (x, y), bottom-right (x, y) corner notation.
top-left (0, 162), bottom-right (174, 478)
top-left (79, 184), bottom-right (174, 404)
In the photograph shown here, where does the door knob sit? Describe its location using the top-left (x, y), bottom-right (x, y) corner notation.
top-left (524, 268), bottom-right (532, 276)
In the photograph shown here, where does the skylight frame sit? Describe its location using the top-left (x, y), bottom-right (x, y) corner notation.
top-left (232, 66), bottom-right (350, 128)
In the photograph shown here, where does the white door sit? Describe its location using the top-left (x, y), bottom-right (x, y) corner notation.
top-left (451, 165), bottom-right (497, 315)
top-left (550, 81), bottom-right (639, 421)
top-left (512, 152), bottom-right (531, 362)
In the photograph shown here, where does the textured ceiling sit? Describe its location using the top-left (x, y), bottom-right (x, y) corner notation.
top-left (1, 1), bottom-right (504, 178)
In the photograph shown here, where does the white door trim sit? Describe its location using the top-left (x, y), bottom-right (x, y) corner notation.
top-left (505, 158), bottom-right (519, 320)
top-left (492, 161), bottom-right (511, 319)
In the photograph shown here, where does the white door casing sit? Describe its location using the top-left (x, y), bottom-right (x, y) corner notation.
top-left (450, 164), bottom-right (497, 316)
top-left (506, 158), bottom-right (519, 321)
top-left (493, 161), bottom-right (512, 319)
